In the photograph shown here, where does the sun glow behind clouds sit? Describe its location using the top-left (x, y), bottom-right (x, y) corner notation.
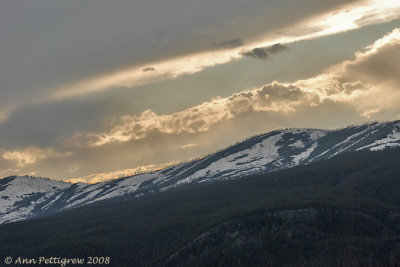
top-left (50, 0), bottom-right (400, 101)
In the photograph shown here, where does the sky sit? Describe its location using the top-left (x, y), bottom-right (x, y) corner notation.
top-left (0, 0), bottom-right (400, 182)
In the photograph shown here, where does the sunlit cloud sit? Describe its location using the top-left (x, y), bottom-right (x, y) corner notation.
top-left (64, 81), bottom-right (317, 148)
top-left (50, 0), bottom-right (400, 102)
top-left (63, 26), bottom-right (400, 149)
top-left (361, 108), bottom-right (380, 119)
top-left (181, 143), bottom-right (198, 149)
top-left (68, 165), bottom-right (80, 174)
top-left (295, 27), bottom-right (400, 100)
top-left (1, 147), bottom-right (72, 167)
top-left (294, 27), bottom-right (400, 120)
top-left (0, 107), bottom-right (13, 125)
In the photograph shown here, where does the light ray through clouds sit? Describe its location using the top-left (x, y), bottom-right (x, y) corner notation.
top-left (51, 0), bottom-right (400, 101)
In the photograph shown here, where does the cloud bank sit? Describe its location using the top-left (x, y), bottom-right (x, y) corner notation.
top-left (64, 82), bottom-right (315, 148)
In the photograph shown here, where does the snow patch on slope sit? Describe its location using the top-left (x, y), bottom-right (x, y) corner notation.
top-left (357, 128), bottom-right (400, 151)
top-left (309, 130), bottom-right (327, 141)
top-left (289, 140), bottom-right (305, 149)
top-left (176, 133), bottom-right (284, 185)
top-left (292, 142), bottom-right (318, 165)
top-left (0, 176), bottom-right (70, 223)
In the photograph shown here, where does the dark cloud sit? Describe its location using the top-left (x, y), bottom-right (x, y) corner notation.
top-left (214, 38), bottom-right (244, 48)
top-left (267, 43), bottom-right (288, 54)
top-left (242, 48), bottom-right (269, 60)
top-left (241, 43), bottom-right (288, 60)
top-left (142, 67), bottom-right (156, 72)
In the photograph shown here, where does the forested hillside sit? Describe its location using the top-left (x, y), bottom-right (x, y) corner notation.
top-left (1, 148), bottom-right (400, 266)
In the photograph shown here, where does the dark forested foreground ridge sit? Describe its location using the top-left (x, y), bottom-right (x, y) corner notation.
top-left (1, 148), bottom-right (400, 266)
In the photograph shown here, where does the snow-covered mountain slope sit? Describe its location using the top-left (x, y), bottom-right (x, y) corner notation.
top-left (0, 176), bottom-right (70, 224)
top-left (1, 120), bottom-right (400, 224)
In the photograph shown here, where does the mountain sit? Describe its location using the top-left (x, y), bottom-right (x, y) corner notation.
top-left (1, 148), bottom-right (400, 266)
top-left (1, 120), bottom-right (400, 224)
